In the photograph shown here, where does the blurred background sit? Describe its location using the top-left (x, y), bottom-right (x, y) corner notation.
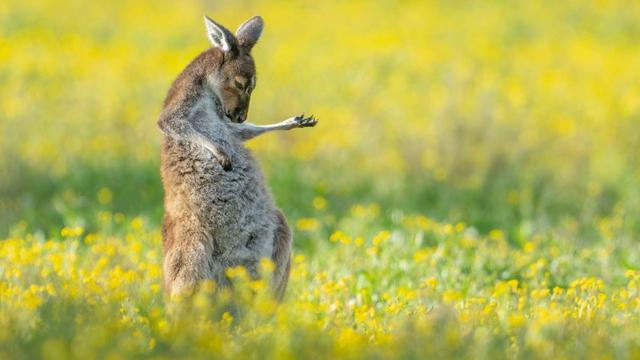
top-left (1, 0), bottom-right (639, 244)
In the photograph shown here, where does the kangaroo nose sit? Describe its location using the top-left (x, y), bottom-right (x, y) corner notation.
top-left (237, 111), bottom-right (247, 123)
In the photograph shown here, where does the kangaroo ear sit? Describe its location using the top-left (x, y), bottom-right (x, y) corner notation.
top-left (204, 15), bottom-right (235, 52)
top-left (235, 16), bottom-right (264, 51)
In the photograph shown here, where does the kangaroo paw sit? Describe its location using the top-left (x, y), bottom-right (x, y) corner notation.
top-left (294, 114), bottom-right (318, 128)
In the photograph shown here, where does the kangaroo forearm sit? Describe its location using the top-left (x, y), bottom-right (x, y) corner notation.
top-left (232, 114), bottom-right (317, 141)
top-left (233, 121), bottom-right (294, 141)
top-left (158, 115), bottom-right (208, 145)
top-left (158, 116), bottom-right (227, 163)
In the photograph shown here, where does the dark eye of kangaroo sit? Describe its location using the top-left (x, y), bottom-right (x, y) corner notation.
top-left (234, 79), bottom-right (244, 91)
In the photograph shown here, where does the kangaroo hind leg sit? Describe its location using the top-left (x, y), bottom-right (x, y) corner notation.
top-left (163, 215), bottom-right (218, 297)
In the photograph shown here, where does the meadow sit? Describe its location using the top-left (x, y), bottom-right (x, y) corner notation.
top-left (1, 0), bottom-right (640, 358)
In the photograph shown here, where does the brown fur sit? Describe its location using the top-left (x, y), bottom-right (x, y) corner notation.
top-left (157, 16), bottom-right (314, 300)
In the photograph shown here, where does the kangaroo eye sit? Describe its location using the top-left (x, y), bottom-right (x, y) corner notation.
top-left (234, 79), bottom-right (244, 90)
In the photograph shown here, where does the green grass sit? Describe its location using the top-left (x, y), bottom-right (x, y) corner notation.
top-left (2, 0), bottom-right (640, 358)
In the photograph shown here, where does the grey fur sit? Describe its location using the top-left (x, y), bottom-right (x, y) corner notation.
top-left (158, 16), bottom-right (317, 300)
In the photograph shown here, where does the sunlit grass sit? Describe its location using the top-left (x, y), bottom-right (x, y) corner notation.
top-left (2, 204), bottom-right (639, 358)
top-left (1, 0), bottom-right (640, 358)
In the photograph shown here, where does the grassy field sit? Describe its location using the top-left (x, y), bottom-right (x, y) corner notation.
top-left (1, 0), bottom-right (640, 358)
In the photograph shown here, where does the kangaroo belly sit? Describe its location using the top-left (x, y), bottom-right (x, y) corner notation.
top-left (161, 138), bottom-right (277, 265)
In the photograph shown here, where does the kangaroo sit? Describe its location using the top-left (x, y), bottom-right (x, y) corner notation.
top-left (158, 15), bottom-right (317, 300)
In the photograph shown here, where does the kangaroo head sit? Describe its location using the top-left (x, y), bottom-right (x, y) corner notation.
top-left (204, 15), bottom-right (263, 123)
